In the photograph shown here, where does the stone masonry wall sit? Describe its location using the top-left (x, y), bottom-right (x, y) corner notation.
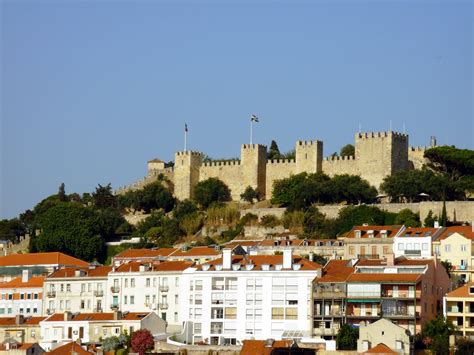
top-left (322, 155), bottom-right (359, 177)
top-left (200, 161), bottom-right (243, 200)
top-left (265, 160), bottom-right (297, 198)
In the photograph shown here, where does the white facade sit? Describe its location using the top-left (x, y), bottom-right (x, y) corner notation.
top-left (0, 287), bottom-right (42, 318)
top-left (393, 236), bottom-right (432, 259)
top-left (179, 249), bottom-right (322, 345)
top-left (43, 268), bottom-right (109, 315)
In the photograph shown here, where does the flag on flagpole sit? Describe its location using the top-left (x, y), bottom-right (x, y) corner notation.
top-left (185, 123), bottom-right (188, 132)
top-left (251, 114), bottom-right (259, 123)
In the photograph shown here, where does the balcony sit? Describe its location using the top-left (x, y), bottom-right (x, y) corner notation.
top-left (111, 286), bottom-right (120, 293)
top-left (346, 313), bottom-right (380, 318)
top-left (314, 327), bottom-right (339, 336)
top-left (46, 308), bottom-right (55, 315)
top-left (314, 310), bottom-right (344, 317)
top-left (47, 291), bottom-right (56, 298)
top-left (347, 292), bottom-right (380, 299)
top-left (110, 304), bottom-right (119, 310)
top-left (94, 290), bottom-right (104, 297)
top-left (159, 303), bottom-right (169, 310)
top-left (357, 254), bottom-right (379, 259)
top-left (93, 307), bottom-right (103, 313)
top-left (159, 285), bottom-right (169, 292)
top-left (212, 285), bottom-right (224, 291)
top-left (382, 291), bottom-right (419, 299)
top-left (383, 309), bottom-right (420, 318)
top-left (447, 306), bottom-right (462, 313)
top-left (314, 290), bottom-right (346, 299)
top-left (404, 249), bottom-right (422, 256)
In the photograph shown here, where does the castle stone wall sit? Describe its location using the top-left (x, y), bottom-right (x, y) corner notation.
top-left (265, 160), bottom-right (297, 198)
top-left (200, 161), bottom-right (243, 200)
top-left (322, 156), bottom-right (359, 177)
top-left (409, 146), bottom-right (428, 170)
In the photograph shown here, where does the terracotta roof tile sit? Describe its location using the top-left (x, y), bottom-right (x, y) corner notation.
top-left (0, 343), bottom-right (36, 351)
top-left (397, 227), bottom-right (441, 238)
top-left (446, 283), bottom-right (474, 298)
top-left (48, 342), bottom-right (93, 355)
top-left (0, 252), bottom-right (88, 267)
top-left (347, 273), bottom-right (422, 283)
top-left (345, 226), bottom-right (400, 239)
top-left (113, 260), bottom-right (193, 273)
top-left (357, 257), bottom-right (432, 267)
top-left (0, 316), bottom-right (46, 326)
top-left (437, 226), bottom-right (474, 241)
top-left (47, 266), bottom-right (112, 279)
top-left (199, 254), bottom-right (322, 271)
top-left (0, 276), bottom-right (44, 288)
top-left (171, 246), bottom-right (220, 257)
top-left (241, 340), bottom-right (293, 355)
top-left (363, 343), bottom-right (397, 354)
top-left (317, 260), bottom-right (355, 282)
top-left (44, 312), bottom-right (150, 322)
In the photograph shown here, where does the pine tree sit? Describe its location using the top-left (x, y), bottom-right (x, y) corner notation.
top-left (440, 201), bottom-right (447, 227)
top-left (267, 140), bottom-right (282, 160)
top-left (57, 183), bottom-right (67, 202)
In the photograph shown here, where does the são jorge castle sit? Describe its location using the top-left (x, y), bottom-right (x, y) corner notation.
top-left (118, 131), bottom-right (432, 201)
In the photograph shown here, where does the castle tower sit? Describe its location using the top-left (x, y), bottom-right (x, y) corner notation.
top-left (174, 151), bottom-right (203, 200)
top-left (355, 131), bottom-right (409, 189)
top-left (295, 140), bottom-right (323, 174)
top-left (240, 144), bottom-right (267, 199)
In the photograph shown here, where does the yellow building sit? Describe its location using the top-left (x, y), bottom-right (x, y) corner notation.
top-left (0, 315), bottom-right (45, 343)
top-left (444, 283), bottom-right (474, 337)
top-left (433, 226), bottom-right (474, 283)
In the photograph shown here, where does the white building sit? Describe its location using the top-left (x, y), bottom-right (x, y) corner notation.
top-left (107, 260), bottom-right (194, 332)
top-left (43, 266), bottom-right (111, 315)
top-left (393, 226), bottom-right (442, 259)
top-left (179, 248), bottom-right (322, 346)
top-left (39, 311), bottom-right (165, 351)
top-left (0, 271), bottom-right (43, 317)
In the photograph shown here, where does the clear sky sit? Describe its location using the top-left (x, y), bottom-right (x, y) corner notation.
top-left (1, 0), bottom-right (473, 219)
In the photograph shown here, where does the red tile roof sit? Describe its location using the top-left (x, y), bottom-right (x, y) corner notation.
top-left (113, 260), bottom-right (193, 273)
top-left (0, 343), bottom-right (36, 351)
top-left (45, 312), bottom-right (150, 322)
top-left (48, 342), bottom-right (93, 355)
top-left (171, 246), bottom-right (220, 257)
top-left (241, 340), bottom-right (293, 355)
top-left (363, 343), bottom-right (397, 354)
top-left (347, 273), bottom-right (422, 283)
top-left (0, 276), bottom-right (44, 288)
top-left (446, 283), bottom-right (474, 298)
top-left (114, 248), bottom-right (177, 259)
top-left (345, 226), bottom-right (400, 239)
top-left (317, 260), bottom-right (355, 282)
top-left (0, 252), bottom-right (88, 267)
top-left (357, 257), bottom-right (432, 267)
top-left (199, 254), bottom-right (322, 271)
top-left (437, 226), bottom-right (474, 241)
top-left (0, 316), bottom-right (46, 326)
top-left (47, 266), bottom-right (112, 279)
top-left (397, 227), bottom-right (441, 238)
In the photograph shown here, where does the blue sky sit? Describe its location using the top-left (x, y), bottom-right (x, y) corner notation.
top-left (1, 0), bottom-right (473, 219)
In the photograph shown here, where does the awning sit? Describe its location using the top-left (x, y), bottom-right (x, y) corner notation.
top-left (347, 299), bottom-right (379, 303)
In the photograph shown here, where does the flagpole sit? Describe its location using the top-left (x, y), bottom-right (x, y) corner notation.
top-left (184, 124), bottom-right (187, 152)
top-left (250, 120), bottom-right (253, 145)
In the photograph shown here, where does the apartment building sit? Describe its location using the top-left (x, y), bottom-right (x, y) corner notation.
top-left (393, 227), bottom-right (442, 259)
top-left (343, 226), bottom-right (400, 260)
top-left (0, 315), bottom-right (45, 343)
top-left (433, 226), bottom-right (474, 282)
top-left (0, 271), bottom-right (43, 317)
top-left (112, 248), bottom-right (178, 266)
top-left (180, 248), bottom-right (322, 346)
top-left (313, 259), bottom-right (356, 338)
top-left (357, 318), bottom-right (412, 355)
top-left (444, 282), bottom-right (474, 337)
top-left (166, 246), bottom-right (220, 263)
top-left (0, 253), bottom-right (89, 282)
top-left (107, 260), bottom-right (193, 332)
top-left (39, 311), bottom-right (165, 351)
top-left (43, 266), bottom-right (111, 316)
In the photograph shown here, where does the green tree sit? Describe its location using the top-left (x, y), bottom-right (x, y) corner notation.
top-left (440, 200), bottom-right (448, 226)
top-left (303, 207), bottom-right (327, 237)
top-left (424, 210), bottom-right (436, 227)
top-left (425, 146), bottom-right (474, 181)
top-left (335, 205), bottom-right (387, 235)
top-left (259, 215), bottom-right (280, 228)
top-left (340, 144), bottom-right (355, 157)
top-left (193, 178), bottom-right (231, 208)
top-left (421, 316), bottom-right (455, 355)
top-left (267, 140), bottom-right (283, 160)
top-left (35, 202), bottom-right (104, 262)
top-left (102, 336), bottom-right (121, 352)
top-left (283, 149), bottom-right (296, 160)
top-left (140, 182), bottom-right (175, 213)
top-left (96, 208), bottom-right (129, 239)
top-left (0, 219), bottom-right (26, 242)
top-left (92, 183), bottom-right (117, 209)
top-left (336, 324), bottom-right (358, 350)
top-left (455, 337), bottom-right (474, 355)
top-left (173, 199), bottom-right (198, 220)
top-left (58, 183), bottom-right (67, 202)
top-left (240, 186), bottom-right (260, 203)
top-left (330, 174), bottom-right (377, 204)
top-left (394, 209), bottom-right (421, 227)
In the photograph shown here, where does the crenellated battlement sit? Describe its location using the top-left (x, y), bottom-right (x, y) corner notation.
top-left (410, 146), bottom-right (427, 152)
top-left (203, 160), bottom-right (241, 167)
top-left (267, 159), bottom-right (296, 165)
top-left (241, 144), bottom-right (267, 150)
top-left (357, 131), bottom-right (408, 139)
top-left (323, 155), bottom-right (356, 161)
top-left (296, 140), bottom-right (323, 146)
top-left (176, 150), bottom-right (203, 156)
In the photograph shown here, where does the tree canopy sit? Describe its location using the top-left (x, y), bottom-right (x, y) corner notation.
top-left (92, 183), bottom-right (118, 209)
top-left (340, 144), bottom-right (355, 157)
top-left (118, 181), bottom-right (175, 213)
top-left (193, 178), bottom-right (231, 208)
top-left (336, 324), bottom-right (358, 350)
top-left (425, 146), bottom-right (474, 180)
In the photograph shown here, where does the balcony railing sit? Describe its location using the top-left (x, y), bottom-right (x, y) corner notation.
top-left (159, 303), bottom-right (169, 309)
top-left (159, 285), bottom-right (169, 292)
top-left (46, 308), bottom-right (55, 315)
top-left (212, 285), bottom-right (224, 291)
top-left (381, 291), bottom-right (419, 299)
top-left (314, 327), bottom-right (339, 336)
top-left (347, 292), bottom-right (380, 298)
top-left (383, 310), bottom-right (420, 318)
top-left (93, 307), bottom-right (103, 313)
top-left (447, 306), bottom-right (462, 313)
top-left (357, 254), bottom-right (379, 259)
top-left (110, 304), bottom-right (119, 310)
top-left (94, 290), bottom-right (104, 297)
top-left (314, 310), bottom-right (344, 317)
top-left (47, 291), bottom-right (56, 298)
top-left (314, 290), bottom-right (346, 298)
top-left (111, 286), bottom-right (120, 293)
top-left (404, 250), bottom-right (422, 256)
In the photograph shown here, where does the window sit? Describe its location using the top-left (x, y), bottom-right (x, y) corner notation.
top-left (246, 309), bottom-right (253, 319)
top-left (34, 293), bottom-right (38, 299)
top-left (194, 323), bottom-right (202, 334)
top-left (445, 244), bottom-right (451, 252)
top-left (398, 244), bottom-right (405, 251)
top-left (145, 295), bottom-right (150, 305)
top-left (461, 245), bottom-right (468, 252)
top-left (66, 284), bottom-right (71, 292)
top-left (125, 279), bottom-right (128, 288)
top-left (383, 246), bottom-right (389, 255)
top-left (124, 296), bottom-right (128, 304)
top-left (195, 294), bottom-right (202, 305)
top-left (81, 284), bottom-right (86, 293)
top-left (422, 243), bottom-right (428, 251)
top-left (285, 308), bottom-right (298, 320)
top-left (174, 312), bottom-right (178, 322)
top-left (175, 277), bottom-right (179, 287)
top-left (195, 280), bottom-right (202, 291)
top-left (175, 294), bottom-right (179, 305)
top-left (211, 308), bottom-right (223, 319)
top-left (272, 307), bottom-right (284, 320)
top-left (88, 283), bottom-right (92, 292)
top-left (130, 279), bottom-right (135, 287)
top-left (80, 300), bottom-right (85, 309)
top-left (225, 307), bottom-right (237, 319)
top-left (20, 293), bottom-right (25, 300)
top-left (130, 296), bottom-right (135, 305)
top-left (146, 278), bottom-right (151, 287)
top-left (195, 308), bottom-right (202, 320)
top-left (60, 284), bottom-right (64, 292)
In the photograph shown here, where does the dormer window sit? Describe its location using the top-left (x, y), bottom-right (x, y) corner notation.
top-left (355, 230), bottom-right (362, 238)
top-left (261, 264), bottom-right (270, 271)
top-left (470, 286), bottom-right (474, 295)
top-left (380, 230), bottom-right (387, 238)
top-left (368, 230), bottom-right (375, 238)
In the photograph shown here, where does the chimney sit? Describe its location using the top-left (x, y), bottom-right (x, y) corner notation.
top-left (64, 311), bottom-right (73, 321)
top-left (22, 269), bottom-right (31, 283)
top-left (283, 249), bottom-right (292, 269)
top-left (15, 314), bottom-right (24, 325)
top-left (386, 254), bottom-right (395, 266)
top-left (113, 310), bottom-right (121, 320)
top-left (434, 221), bottom-right (440, 228)
top-left (222, 248), bottom-right (232, 270)
top-left (309, 252), bottom-right (314, 262)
